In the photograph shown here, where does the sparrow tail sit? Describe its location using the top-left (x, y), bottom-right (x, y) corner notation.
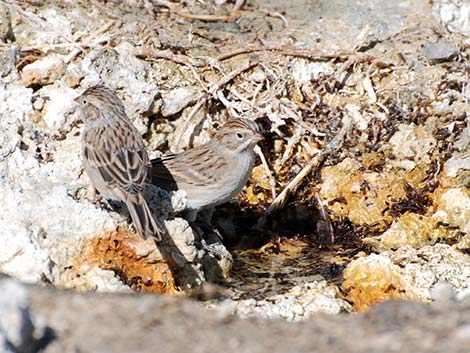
top-left (126, 195), bottom-right (165, 241)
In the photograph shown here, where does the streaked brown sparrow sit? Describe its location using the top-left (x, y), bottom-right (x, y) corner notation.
top-left (76, 85), bottom-right (165, 240)
top-left (150, 118), bottom-right (262, 220)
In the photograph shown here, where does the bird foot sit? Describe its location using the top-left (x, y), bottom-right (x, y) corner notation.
top-left (86, 186), bottom-right (103, 206)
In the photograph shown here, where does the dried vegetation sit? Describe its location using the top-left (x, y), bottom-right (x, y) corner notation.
top-left (2, 0), bottom-right (470, 310)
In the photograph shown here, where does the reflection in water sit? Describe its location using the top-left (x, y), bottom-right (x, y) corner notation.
top-left (224, 239), bottom-right (348, 301)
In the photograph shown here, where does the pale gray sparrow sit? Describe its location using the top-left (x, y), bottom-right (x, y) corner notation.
top-left (77, 85), bottom-right (165, 241)
top-left (150, 118), bottom-right (263, 220)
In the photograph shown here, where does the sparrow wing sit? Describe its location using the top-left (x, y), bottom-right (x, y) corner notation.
top-left (150, 145), bottom-right (225, 191)
top-left (83, 121), bottom-right (149, 197)
top-left (150, 154), bottom-right (179, 191)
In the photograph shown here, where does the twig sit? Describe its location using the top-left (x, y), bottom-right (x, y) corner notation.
top-left (315, 192), bottom-right (335, 246)
top-left (151, 0), bottom-right (176, 10)
top-left (266, 150), bottom-right (323, 217)
top-left (134, 46), bottom-right (206, 67)
top-left (217, 90), bottom-right (241, 117)
top-left (254, 145), bottom-right (277, 199)
top-left (232, 0), bottom-right (246, 12)
top-left (64, 20), bottom-right (115, 64)
top-left (258, 116), bottom-right (352, 224)
top-left (260, 9), bottom-right (289, 27)
top-left (176, 11), bottom-right (240, 23)
top-left (217, 45), bottom-right (365, 62)
top-left (273, 125), bottom-right (304, 173)
top-left (175, 60), bottom-right (258, 148)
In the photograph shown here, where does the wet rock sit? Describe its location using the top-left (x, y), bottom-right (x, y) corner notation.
top-left (217, 280), bottom-right (351, 321)
top-left (21, 56), bottom-right (66, 87)
top-left (422, 41), bottom-right (460, 64)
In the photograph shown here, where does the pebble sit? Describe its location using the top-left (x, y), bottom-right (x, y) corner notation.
top-left (422, 41), bottom-right (460, 64)
top-left (21, 56), bottom-right (66, 87)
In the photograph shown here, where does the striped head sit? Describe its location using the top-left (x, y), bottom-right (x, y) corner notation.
top-left (213, 118), bottom-right (263, 154)
top-left (75, 85), bottom-right (127, 123)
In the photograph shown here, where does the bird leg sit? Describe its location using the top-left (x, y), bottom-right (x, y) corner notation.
top-left (87, 185), bottom-right (103, 205)
top-left (186, 209), bottom-right (232, 262)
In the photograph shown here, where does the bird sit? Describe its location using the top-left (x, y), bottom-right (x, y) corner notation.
top-left (150, 118), bottom-right (263, 221)
top-left (76, 85), bottom-right (165, 241)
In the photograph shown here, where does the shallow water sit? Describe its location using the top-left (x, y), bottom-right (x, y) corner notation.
top-left (225, 239), bottom-right (349, 300)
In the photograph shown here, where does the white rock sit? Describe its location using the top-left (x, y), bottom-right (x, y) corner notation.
top-left (217, 280), bottom-right (351, 321)
top-left (346, 104), bottom-right (372, 131)
top-left (290, 59), bottom-right (334, 84)
top-left (433, 0), bottom-right (470, 37)
top-left (81, 43), bottom-right (160, 134)
top-left (161, 87), bottom-right (199, 117)
top-left (39, 86), bottom-right (77, 130)
top-left (435, 188), bottom-right (470, 233)
top-left (389, 123), bottom-right (436, 166)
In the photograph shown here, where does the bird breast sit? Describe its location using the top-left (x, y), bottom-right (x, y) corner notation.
top-left (185, 152), bottom-right (254, 210)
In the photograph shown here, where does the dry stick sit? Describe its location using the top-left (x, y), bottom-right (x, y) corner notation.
top-left (175, 11), bottom-right (240, 23)
top-left (258, 116), bottom-right (352, 228)
top-left (260, 9), bottom-right (289, 27)
top-left (254, 145), bottom-right (277, 199)
top-left (232, 0), bottom-right (246, 12)
top-left (175, 60), bottom-right (259, 148)
top-left (11, 36), bottom-right (110, 53)
top-left (216, 45), bottom-right (362, 62)
top-left (151, 0), bottom-right (176, 10)
top-left (315, 191), bottom-right (335, 245)
top-left (265, 151), bottom-right (324, 217)
top-left (134, 46), bottom-right (206, 67)
top-left (64, 20), bottom-right (115, 64)
top-left (273, 125), bottom-right (304, 173)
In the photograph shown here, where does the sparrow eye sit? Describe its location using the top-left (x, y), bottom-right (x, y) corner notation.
top-left (236, 132), bottom-right (244, 140)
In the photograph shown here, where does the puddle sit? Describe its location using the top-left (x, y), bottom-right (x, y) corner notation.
top-left (223, 238), bottom-right (350, 301)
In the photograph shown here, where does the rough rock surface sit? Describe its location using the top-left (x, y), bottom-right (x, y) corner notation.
top-left (0, 277), bottom-right (468, 353)
top-left (0, 0), bottom-right (470, 345)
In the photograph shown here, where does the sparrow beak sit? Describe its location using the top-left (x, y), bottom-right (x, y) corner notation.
top-left (253, 133), bottom-right (263, 143)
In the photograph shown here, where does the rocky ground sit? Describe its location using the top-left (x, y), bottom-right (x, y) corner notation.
top-left (1, 277), bottom-right (469, 353)
top-left (1, 0), bottom-right (470, 351)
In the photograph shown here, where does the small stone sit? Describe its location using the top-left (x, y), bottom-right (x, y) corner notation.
top-left (0, 46), bottom-right (18, 77)
top-left (161, 87), bottom-right (199, 117)
top-left (430, 280), bottom-right (457, 304)
top-left (40, 87), bottom-right (77, 130)
top-left (422, 41), bottom-right (460, 64)
top-left (21, 56), bottom-right (66, 87)
top-left (0, 3), bottom-right (15, 43)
